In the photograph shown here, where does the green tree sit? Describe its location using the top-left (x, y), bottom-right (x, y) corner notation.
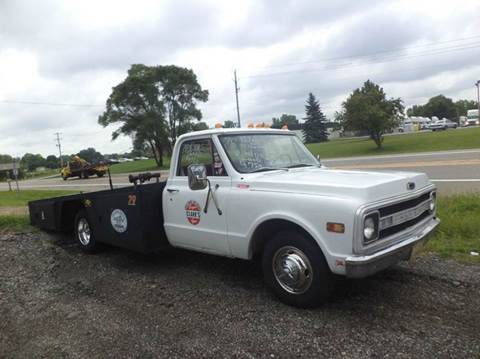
top-left (340, 80), bottom-right (403, 148)
top-left (407, 95), bottom-right (458, 120)
top-left (223, 120), bottom-right (236, 128)
top-left (302, 93), bottom-right (328, 143)
top-left (99, 64), bottom-right (208, 167)
top-left (21, 153), bottom-right (46, 171)
top-left (454, 99), bottom-right (478, 117)
top-left (0, 154), bottom-right (13, 164)
top-left (272, 114), bottom-right (299, 128)
top-left (193, 122), bottom-right (209, 131)
top-left (77, 148), bottom-right (104, 164)
top-left (45, 155), bottom-right (59, 169)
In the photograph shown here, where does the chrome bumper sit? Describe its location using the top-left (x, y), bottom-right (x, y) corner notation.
top-left (345, 217), bottom-right (440, 278)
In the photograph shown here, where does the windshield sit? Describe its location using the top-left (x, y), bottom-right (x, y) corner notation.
top-left (218, 133), bottom-right (319, 173)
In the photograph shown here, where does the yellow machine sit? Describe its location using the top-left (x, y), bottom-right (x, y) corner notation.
top-left (61, 156), bottom-right (109, 180)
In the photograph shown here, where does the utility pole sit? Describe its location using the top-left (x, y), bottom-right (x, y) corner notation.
top-left (234, 70), bottom-right (241, 128)
top-left (54, 132), bottom-right (63, 168)
top-left (476, 80), bottom-right (480, 120)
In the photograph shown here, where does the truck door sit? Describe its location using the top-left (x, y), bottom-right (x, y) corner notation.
top-left (163, 137), bottom-right (231, 255)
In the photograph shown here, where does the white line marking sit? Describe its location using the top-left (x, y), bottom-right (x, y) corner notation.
top-left (431, 179), bottom-right (480, 182)
top-left (1, 183), bottom-right (132, 188)
top-left (322, 149), bottom-right (480, 163)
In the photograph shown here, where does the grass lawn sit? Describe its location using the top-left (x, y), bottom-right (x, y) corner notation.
top-left (0, 214), bottom-right (32, 233)
top-left (308, 127), bottom-right (480, 159)
top-left (24, 169), bottom-right (59, 179)
top-left (425, 194), bottom-right (480, 263)
top-left (0, 190), bottom-right (78, 232)
top-left (109, 158), bottom-right (170, 174)
top-left (0, 190), bottom-right (78, 207)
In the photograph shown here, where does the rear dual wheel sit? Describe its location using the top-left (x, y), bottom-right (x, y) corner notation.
top-left (262, 230), bottom-right (334, 308)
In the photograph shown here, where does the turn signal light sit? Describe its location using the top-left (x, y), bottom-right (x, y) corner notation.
top-left (326, 222), bottom-right (345, 234)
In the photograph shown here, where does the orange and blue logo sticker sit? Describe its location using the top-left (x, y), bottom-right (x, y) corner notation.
top-left (185, 200), bottom-right (201, 225)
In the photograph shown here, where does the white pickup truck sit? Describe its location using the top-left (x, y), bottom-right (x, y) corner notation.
top-left (29, 128), bottom-right (440, 307)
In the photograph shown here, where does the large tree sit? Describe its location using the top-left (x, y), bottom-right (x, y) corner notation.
top-left (77, 148), bottom-right (104, 164)
top-left (21, 153), bottom-right (46, 172)
top-left (407, 95), bottom-right (458, 120)
top-left (302, 93), bottom-right (328, 143)
top-left (454, 99), bottom-right (478, 118)
top-left (99, 64), bottom-right (208, 167)
top-left (340, 80), bottom-right (403, 148)
top-left (45, 155), bottom-right (59, 169)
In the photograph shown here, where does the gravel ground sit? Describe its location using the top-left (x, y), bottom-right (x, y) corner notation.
top-left (1, 232), bottom-right (479, 358)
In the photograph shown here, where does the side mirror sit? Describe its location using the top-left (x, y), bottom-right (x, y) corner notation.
top-left (187, 164), bottom-right (208, 190)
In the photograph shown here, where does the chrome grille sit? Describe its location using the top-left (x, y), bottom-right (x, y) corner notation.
top-left (377, 192), bottom-right (433, 240)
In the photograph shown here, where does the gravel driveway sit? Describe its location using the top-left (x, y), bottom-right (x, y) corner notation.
top-left (1, 232), bottom-right (479, 358)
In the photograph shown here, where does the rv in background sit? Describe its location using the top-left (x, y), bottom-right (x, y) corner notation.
top-left (466, 109), bottom-right (479, 126)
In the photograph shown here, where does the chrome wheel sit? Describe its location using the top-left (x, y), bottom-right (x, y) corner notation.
top-left (77, 218), bottom-right (91, 246)
top-left (272, 246), bottom-right (313, 295)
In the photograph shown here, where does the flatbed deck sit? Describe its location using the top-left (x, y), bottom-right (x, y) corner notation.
top-left (28, 181), bottom-right (169, 253)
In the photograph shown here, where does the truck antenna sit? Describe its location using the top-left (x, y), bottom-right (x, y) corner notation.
top-left (107, 168), bottom-right (113, 190)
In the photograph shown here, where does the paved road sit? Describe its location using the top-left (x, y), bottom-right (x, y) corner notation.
top-left (322, 149), bottom-right (480, 195)
top-left (1, 149), bottom-right (479, 194)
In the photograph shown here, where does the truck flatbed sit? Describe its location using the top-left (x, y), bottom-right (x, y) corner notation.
top-left (29, 180), bottom-right (168, 253)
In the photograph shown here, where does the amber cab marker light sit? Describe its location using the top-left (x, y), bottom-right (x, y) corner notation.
top-left (326, 222), bottom-right (345, 234)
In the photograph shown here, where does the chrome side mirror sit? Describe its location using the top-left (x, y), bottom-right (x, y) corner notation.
top-left (187, 164), bottom-right (208, 190)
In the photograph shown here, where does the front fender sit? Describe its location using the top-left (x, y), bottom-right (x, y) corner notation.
top-left (246, 211), bottom-right (329, 260)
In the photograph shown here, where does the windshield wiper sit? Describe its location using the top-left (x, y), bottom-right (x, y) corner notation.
top-left (286, 163), bottom-right (317, 169)
top-left (248, 167), bottom-right (288, 173)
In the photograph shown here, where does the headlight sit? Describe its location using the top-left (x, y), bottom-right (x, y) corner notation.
top-left (363, 212), bottom-right (379, 243)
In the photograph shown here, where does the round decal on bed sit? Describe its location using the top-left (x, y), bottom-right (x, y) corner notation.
top-left (111, 209), bottom-right (128, 233)
top-left (185, 200), bottom-right (201, 225)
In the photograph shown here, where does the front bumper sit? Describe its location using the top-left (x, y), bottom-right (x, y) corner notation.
top-left (345, 217), bottom-right (440, 278)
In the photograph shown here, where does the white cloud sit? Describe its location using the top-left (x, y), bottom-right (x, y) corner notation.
top-left (0, 0), bottom-right (479, 156)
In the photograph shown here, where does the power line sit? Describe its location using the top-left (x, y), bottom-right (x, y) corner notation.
top-left (243, 34), bottom-right (480, 72)
top-left (0, 100), bottom-right (103, 107)
top-left (244, 42), bottom-right (480, 79)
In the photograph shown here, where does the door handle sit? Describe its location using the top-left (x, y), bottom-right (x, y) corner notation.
top-left (167, 188), bottom-right (179, 193)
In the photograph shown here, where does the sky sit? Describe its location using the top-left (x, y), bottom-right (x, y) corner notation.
top-left (0, 0), bottom-right (479, 157)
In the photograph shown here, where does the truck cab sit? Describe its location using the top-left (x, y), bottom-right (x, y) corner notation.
top-left (162, 129), bottom-right (439, 306)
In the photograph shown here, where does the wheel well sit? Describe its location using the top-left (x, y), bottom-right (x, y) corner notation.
top-left (60, 200), bottom-right (83, 231)
top-left (249, 219), bottom-right (319, 259)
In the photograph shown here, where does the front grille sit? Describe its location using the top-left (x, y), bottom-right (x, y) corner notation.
top-left (379, 192), bottom-right (430, 217)
top-left (377, 191), bottom-right (433, 240)
top-left (379, 210), bottom-right (430, 239)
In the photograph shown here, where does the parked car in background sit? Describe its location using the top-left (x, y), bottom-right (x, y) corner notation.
top-left (428, 119), bottom-right (458, 131)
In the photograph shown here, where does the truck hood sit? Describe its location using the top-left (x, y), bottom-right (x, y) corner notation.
top-left (247, 167), bottom-right (431, 202)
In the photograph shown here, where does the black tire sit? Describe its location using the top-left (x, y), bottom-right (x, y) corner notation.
top-left (74, 209), bottom-right (99, 253)
top-left (62, 175), bottom-right (68, 181)
top-left (262, 230), bottom-right (334, 308)
top-left (96, 172), bottom-right (105, 178)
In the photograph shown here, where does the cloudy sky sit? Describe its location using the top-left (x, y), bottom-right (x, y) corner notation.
top-left (1, 0), bottom-right (479, 157)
